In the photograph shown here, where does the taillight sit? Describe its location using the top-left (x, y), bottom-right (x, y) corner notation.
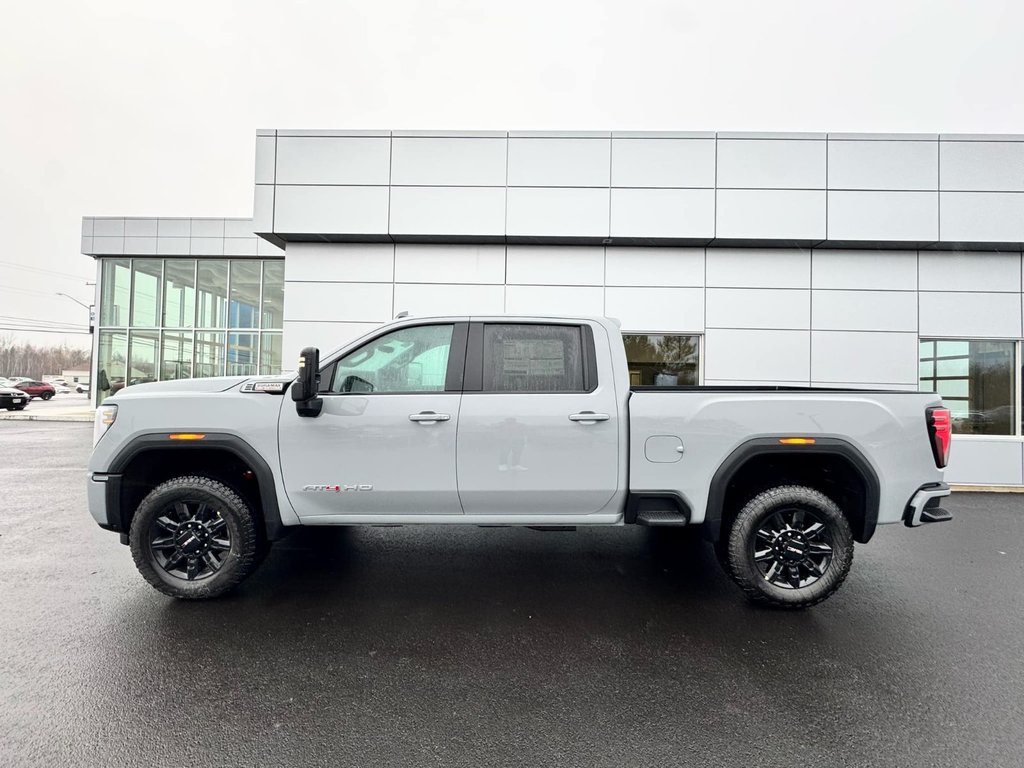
top-left (926, 406), bottom-right (951, 469)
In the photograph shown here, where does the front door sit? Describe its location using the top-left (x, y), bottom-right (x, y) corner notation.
top-left (279, 322), bottom-right (468, 519)
top-left (456, 322), bottom-right (619, 515)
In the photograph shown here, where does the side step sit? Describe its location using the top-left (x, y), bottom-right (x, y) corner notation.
top-left (635, 509), bottom-right (689, 527)
top-left (920, 507), bottom-right (953, 524)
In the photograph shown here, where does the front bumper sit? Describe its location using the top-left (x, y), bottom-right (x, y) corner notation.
top-left (88, 472), bottom-right (123, 533)
top-left (904, 482), bottom-right (952, 527)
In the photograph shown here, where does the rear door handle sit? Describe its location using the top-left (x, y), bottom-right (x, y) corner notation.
top-left (409, 411), bottom-right (451, 424)
top-left (568, 411), bottom-right (610, 424)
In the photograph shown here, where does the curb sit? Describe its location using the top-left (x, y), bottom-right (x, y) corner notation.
top-left (950, 484), bottom-right (1024, 494)
top-left (0, 413), bottom-right (93, 423)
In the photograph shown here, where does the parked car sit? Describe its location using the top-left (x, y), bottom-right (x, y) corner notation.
top-left (75, 383), bottom-right (91, 394)
top-left (53, 384), bottom-right (71, 394)
top-left (16, 380), bottom-right (56, 400)
top-left (1, 385), bottom-right (29, 410)
top-left (87, 314), bottom-right (952, 607)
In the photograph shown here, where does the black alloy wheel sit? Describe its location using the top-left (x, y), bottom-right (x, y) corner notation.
top-left (129, 476), bottom-right (261, 599)
top-left (149, 500), bottom-right (232, 582)
top-left (721, 485), bottom-right (854, 609)
top-left (751, 506), bottom-right (834, 590)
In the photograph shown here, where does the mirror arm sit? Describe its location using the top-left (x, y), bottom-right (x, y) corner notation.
top-left (295, 396), bottom-right (323, 418)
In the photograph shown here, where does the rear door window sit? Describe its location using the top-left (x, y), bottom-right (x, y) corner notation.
top-left (481, 324), bottom-right (586, 393)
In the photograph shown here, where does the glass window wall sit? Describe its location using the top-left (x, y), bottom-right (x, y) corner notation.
top-left (96, 331), bottom-right (127, 399)
top-left (130, 260), bottom-right (162, 327)
top-left (227, 332), bottom-right (259, 376)
top-left (262, 261), bottom-right (284, 330)
top-left (195, 332), bottom-right (226, 379)
top-left (623, 334), bottom-right (700, 386)
top-left (162, 260), bottom-right (196, 328)
top-left (260, 333), bottom-right (282, 375)
top-left (99, 259), bottom-right (130, 326)
top-left (229, 261), bottom-right (261, 329)
top-left (919, 339), bottom-right (1016, 436)
top-left (161, 332), bottom-right (193, 380)
top-left (95, 256), bottom-right (285, 403)
top-left (196, 260), bottom-right (228, 328)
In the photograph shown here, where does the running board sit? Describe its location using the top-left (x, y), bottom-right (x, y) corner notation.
top-left (635, 509), bottom-right (689, 527)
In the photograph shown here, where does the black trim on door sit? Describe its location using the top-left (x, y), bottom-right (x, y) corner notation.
top-left (444, 322), bottom-right (470, 392)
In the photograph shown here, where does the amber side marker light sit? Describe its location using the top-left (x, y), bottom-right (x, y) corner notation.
top-left (168, 433), bottom-right (206, 441)
top-left (779, 437), bottom-right (816, 445)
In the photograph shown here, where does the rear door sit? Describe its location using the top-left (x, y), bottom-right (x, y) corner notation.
top-left (455, 321), bottom-right (619, 515)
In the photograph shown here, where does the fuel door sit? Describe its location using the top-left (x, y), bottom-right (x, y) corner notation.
top-left (645, 435), bottom-right (684, 463)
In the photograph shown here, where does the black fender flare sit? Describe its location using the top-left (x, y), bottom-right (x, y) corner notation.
top-left (702, 437), bottom-right (881, 544)
top-left (106, 431), bottom-right (284, 540)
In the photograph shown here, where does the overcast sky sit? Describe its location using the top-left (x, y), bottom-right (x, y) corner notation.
top-left (1, 0), bottom-right (1022, 349)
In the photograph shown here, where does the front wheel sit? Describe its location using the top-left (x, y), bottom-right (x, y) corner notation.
top-left (129, 476), bottom-right (260, 599)
top-left (721, 485), bottom-right (854, 609)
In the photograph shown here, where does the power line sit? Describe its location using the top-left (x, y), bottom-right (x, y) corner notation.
top-left (0, 260), bottom-right (92, 282)
top-left (0, 317), bottom-right (89, 329)
top-left (0, 284), bottom-right (61, 298)
top-left (0, 326), bottom-right (92, 335)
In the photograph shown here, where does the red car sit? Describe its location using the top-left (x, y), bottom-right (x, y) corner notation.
top-left (16, 380), bottom-right (56, 400)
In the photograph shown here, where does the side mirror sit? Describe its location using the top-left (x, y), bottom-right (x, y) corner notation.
top-left (291, 346), bottom-right (323, 417)
top-left (339, 374), bottom-right (375, 393)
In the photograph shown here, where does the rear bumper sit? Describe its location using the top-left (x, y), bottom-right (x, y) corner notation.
top-left (904, 482), bottom-right (952, 527)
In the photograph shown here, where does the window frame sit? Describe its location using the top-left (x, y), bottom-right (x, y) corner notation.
top-left (918, 336), bottom-right (1021, 440)
top-left (461, 321), bottom-right (598, 395)
top-left (317, 322), bottom-right (469, 396)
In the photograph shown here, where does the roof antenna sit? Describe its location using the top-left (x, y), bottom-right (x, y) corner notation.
top-left (395, 310), bottom-right (410, 319)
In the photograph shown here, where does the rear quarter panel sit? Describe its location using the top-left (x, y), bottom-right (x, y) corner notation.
top-left (628, 391), bottom-right (945, 528)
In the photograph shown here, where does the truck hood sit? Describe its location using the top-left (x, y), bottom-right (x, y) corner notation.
top-left (110, 376), bottom-right (253, 398)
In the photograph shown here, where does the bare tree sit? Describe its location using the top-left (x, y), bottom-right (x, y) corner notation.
top-left (0, 335), bottom-right (91, 380)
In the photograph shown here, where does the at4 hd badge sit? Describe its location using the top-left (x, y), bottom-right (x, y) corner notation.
top-left (302, 484), bottom-right (374, 492)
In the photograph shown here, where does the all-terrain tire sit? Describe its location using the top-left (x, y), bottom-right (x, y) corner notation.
top-left (722, 484), bottom-right (854, 609)
top-left (129, 476), bottom-right (260, 599)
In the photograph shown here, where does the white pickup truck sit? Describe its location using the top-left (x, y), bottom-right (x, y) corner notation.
top-left (87, 315), bottom-right (952, 608)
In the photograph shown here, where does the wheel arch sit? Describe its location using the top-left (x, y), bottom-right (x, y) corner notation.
top-left (107, 432), bottom-right (284, 541)
top-left (703, 437), bottom-right (881, 545)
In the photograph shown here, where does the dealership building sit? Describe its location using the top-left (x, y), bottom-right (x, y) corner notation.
top-left (82, 129), bottom-right (1024, 486)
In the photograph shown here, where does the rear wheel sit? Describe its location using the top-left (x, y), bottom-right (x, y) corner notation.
top-left (721, 485), bottom-right (854, 609)
top-left (40, 392), bottom-right (53, 400)
top-left (129, 476), bottom-right (260, 599)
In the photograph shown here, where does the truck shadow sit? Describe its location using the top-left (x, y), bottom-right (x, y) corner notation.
top-left (148, 524), bottom-right (837, 643)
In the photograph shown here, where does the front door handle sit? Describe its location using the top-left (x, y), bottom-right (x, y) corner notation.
top-left (409, 411), bottom-right (451, 424)
top-left (568, 411), bottom-right (610, 425)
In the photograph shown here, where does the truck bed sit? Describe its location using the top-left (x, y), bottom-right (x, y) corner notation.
top-left (627, 387), bottom-right (943, 532)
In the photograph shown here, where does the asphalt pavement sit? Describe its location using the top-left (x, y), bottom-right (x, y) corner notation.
top-left (2, 420), bottom-right (1023, 767)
